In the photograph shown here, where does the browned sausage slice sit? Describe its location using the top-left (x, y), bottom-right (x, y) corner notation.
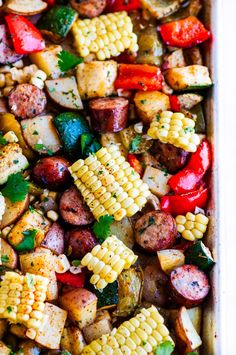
top-left (42, 222), bottom-right (65, 255)
top-left (70, 0), bottom-right (106, 18)
top-left (67, 228), bottom-right (97, 259)
top-left (150, 140), bottom-right (189, 174)
top-left (89, 97), bottom-right (129, 133)
top-left (59, 186), bottom-right (94, 226)
top-left (135, 211), bottom-right (177, 253)
top-left (0, 24), bottom-right (23, 64)
top-left (170, 265), bottom-right (210, 307)
top-left (8, 83), bottom-right (47, 119)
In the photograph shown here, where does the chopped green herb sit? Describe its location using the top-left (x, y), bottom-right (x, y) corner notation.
top-left (7, 306), bottom-right (12, 313)
top-left (148, 216), bottom-right (155, 226)
top-left (48, 87), bottom-right (56, 93)
top-left (34, 144), bottom-right (53, 156)
top-left (26, 273), bottom-right (34, 288)
top-left (15, 229), bottom-right (37, 252)
top-left (92, 215), bottom-right (114, 243)
top-left (142, 340), bottom-right (147, 345)
top-left (58, 50), bottom-right (83, 72)
top-left (184, 127), bottom-right (194, 133)
top-left (22, 124), bottom-right (27, 130)
top-left (156, 114), bottom-right (161, 121)
top-left (186, 353), bottom-right (198, 355)
top-left (13, 160), bottom-right (19, 164)
top-left (129, 135), bottom-right (142, 153)
top-left (61, 351), bottom-right (72, 355)
top-left (32, 130), bottom-right (38, 135)
top-left (1, 173), bottom-right (29, 203)
top-left (154, 341), bottom-right (174, 355)
top-left (140, 99), bottom-right (147, 104)
top-left (29, 205), bottom-right (34, 213)
top-left (72, 260), bottom-right (81, 267)
top-left (0, 133), bottom-right (7, 146)
top-left (1, 255), bottom-right (9, 263)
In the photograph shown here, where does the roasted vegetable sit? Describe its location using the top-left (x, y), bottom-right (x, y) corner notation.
top-left (29, 45), bottom-right (63, 79)
top-left (61, 326), bottom-right (85, 355)
top-left (137, 26), bottom-right (164, 66)
top-left (0, 194), bottom-right (29, 229)
top-left (142, 166), bottom-right (171, 197)
top-left (140, 0), bottom-right (182, 19)
top-left (114, 266), bottom-right (143, 317)
top-left (185, 241), bottom-right (215, 271)
top-left (1, 238), bottom-right (18, 269)
top-left (120, 125), bottom-right (153, 153)
top-left (83, 310), bottom-right (112, 343)
top-left (5, 0), bottom-right (47, 15)
top-left (90, 281), bottom-right (118, 309)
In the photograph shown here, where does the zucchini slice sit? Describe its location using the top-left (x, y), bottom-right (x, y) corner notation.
top-left (90, 281), bottom-right (118, 310)
top-left (45, 76), bottom-right (83, 110)
top-left (185, 241), bottom-right (215, 272)
top-left (21, 115), bottom-right (62, 155)
top-left (165, 65), bottom-right (213, 91)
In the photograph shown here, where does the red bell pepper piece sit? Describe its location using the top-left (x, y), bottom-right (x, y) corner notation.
top-left (115, 64), bottom-right (163, 91)
top-left (5, 14), bottom-right (45, 54)
top-left (160, 187), bottom-right (208, 216)
top-left (45, 0), bottom-right (56, 5)
top-left (169, 95), bottom-right (181, 112)
top-left (127, 153), bottom-right (143, 177)
top-left (56, 271), bottom-right (85, 288)
top-left (106, 0), bottom-right (140, 12)
top-left (168, 139), bottom-right (211, 194)
top-left (159, 16), bottom-right (211, 48)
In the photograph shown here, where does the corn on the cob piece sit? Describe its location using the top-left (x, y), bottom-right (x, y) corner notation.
top-left (72, 11), bottom-right (138, 60)
top-left (81, 235), bottom-right (137, 290)
top-left (82, 305), bottom-right (174, 354)
top-left (147, 111), bottom-right (200, 152)
top-left (0, 272), bottom-right (49, 332)
top-left (176, 212), bottom-right (209, 241)
top-left (69, 144), bottom-right (150, 221)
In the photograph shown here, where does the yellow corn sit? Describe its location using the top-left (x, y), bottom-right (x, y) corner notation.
top-left (0, 272), bottom-right (48, 332)
top-left (148, 111), bottom-right (200, 152)
top-left (72, 11), bottom-right (138, 60)
top-left (81, 235), bottom-right (137, 290)
top-left (82, 306), bottom-right (174, 354)
top-left (176, 212), bottom-right (209, 241)
top-left (69, 144), bottom-right (150, 221)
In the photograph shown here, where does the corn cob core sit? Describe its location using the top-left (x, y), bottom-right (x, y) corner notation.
top-left (81, 235), bottom-right (137, 290)
top-left (147, 111), bottom-right (200, 152)
top-left (0, 272), bottom-right (49, 331)
top-left (69, 144), bottom-right (150, 221)
top-left (176, 212), bottom-right (209, 241)
top-left (82, 305), bottom-right (174, 354)
top-left (72, 11), bottom-right (138, 60)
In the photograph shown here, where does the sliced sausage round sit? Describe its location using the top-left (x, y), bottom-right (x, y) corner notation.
top-left (32, 157), bottom-right (71, 191)
top-left (67, 228), bottom-right (97, 259)
top-left (70, 0), bottom-right (106, 18)
top-left (42, 223), bottom-right (65, 255)
top-left (59, 186), bottom-right (94, 226)
top-left (89, 97), bottom-right (129, 133)
top-left (0, 24), bottom-right (23, 64)
top-left (143, 264), bottom-right (169, 307)
top-left (8, 83), bottom-right (47, 119)
top-left (135, 211), bottom-right (177, 253)
top-left (170, 265), bottom-right (210, 307)
top-left (150, 140), bottom-right (189, 174)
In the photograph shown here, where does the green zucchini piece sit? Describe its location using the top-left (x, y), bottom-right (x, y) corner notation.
top-left (90, 281), bottom-right (118, 309)
top-left (185, 241), bottom-right (215, 272)
top-left (80, 133), bottom-right (101, 159)
top-left (38, 6), bottom-right (77, 40)
top-left (191, 103), bottom-right (206, 134)
top-left (137, 27), bottom-right (164, 66)
top-left (54, 112), bottom-right (90, 158)
top-left (165, 65), bottom-right (213, 92)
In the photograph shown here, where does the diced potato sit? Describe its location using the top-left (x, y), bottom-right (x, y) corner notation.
top-left (101, 132), bottom-right (127, 157)
top-left (29, 45), bottom-right (63, 79)
top-left (7, 210), bottom-right (51, 249)
top-left (110, 217), bottom-right (135, 249)
top-left (0, 341), bottom-right (11, 354)
top-left (187, 307), bottom-right (202, 334)
top-left (140, 0), bottom-right (181, 19)
top-left (157, 249), bottom-right (185, 274)
top-left (0, 194), bottom-right (29, 229)
top-left (60, 288), bottom-right (97, 329)
top-left (83, 316), bottom-right (112, 344)
top-left (1, 238), bottom-right (18, 269)
top-left (163, 49), bottom-right (186, 70)
top-left (143, 166), bottom-right (171, 197)
top-left (45, 76), bottom-right (83, 110)
top-left (34, 303), bottom-right (67, 350)
top-left (76, 61), bottom-right (117, 99)
top-left (134, 91), bottom-right (170, 124)
top-left (61, 327), bottom-right (86, 355)
top-left (119, 125), bottom-right (153, 153)
top-left (20, 250), bottom-right (58, 301)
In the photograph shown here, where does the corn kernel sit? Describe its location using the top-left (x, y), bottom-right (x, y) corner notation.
top-left (176, 212), bottom-right (209, 241)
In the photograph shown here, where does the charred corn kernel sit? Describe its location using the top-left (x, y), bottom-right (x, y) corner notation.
top-left (69, 145), bottom-right (150, 221)
top-left (72, 11), bottom-right (138, 60)
top-left (176, 213), bottom-right (209, 241)
top-left (0, 272), bottom-right (48, 331)
top-left (148, 111), bottom-right (200, 152)
top-left (81, 235), bottom-right (137, 290)
top-left (82, 306), bottom-right (173, 354)
top-left (46, 210), bottom-right (59, 222)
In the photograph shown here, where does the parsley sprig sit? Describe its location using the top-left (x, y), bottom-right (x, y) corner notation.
top-left (129, 135), bottom-right (142, 153)
top-left (58, 50), bottom-right (83, 72)
top-left (92, 215), bottom-right (114, 243)
top-left (1, 173), bottom-right (29, 203)
top-left (15, 229), bottom-right (37, 252)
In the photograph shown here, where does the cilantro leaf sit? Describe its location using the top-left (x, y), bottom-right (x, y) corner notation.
top-left (0, 133), bottom-right (7, 146)
top-left (129, 135), bottom-right (142, 153)
top-left (1, 255), bottom-right (9, 263)
top-left (58, 50), bottom-right (83, 72)
top-left (92, 215), bottom-right (114, 243)
top-left (1, 173), bottom-right (29, 203)
top-left (72, 260), bottom-right (81, 267)
top-left (186, 353), bottom-right (198, 355)
top-left (80, 133), bottom-right (101, 158)
top-left (154, 341), bottom-right (174, 355)
top-left (34, 144), bottom-right (53, 156)
top-left (15, 229), bottom-right (37, 252)
top-left (7, 306), bottom-right (12, 313)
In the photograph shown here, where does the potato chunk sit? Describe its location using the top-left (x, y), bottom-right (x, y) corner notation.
top-left (143, 166), bottom-right (171, 197)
